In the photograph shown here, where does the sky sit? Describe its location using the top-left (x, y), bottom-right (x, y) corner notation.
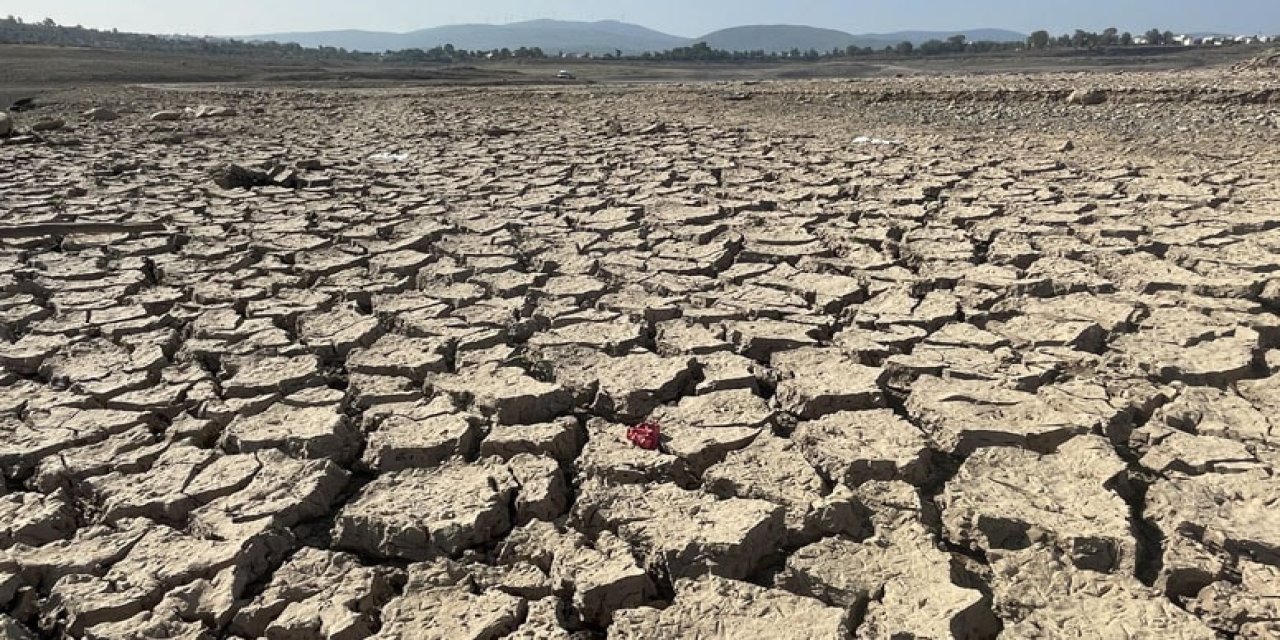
top-left (5, 0), bottom-right (1279, 38)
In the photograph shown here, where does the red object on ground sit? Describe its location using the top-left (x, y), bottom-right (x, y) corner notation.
top-left (627, 422), bottom-right (661, 450)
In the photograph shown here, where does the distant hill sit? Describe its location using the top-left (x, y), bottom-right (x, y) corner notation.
top-left (249, 20), bottom-right (1027, 55)
top-left (695, 25), bottom-right (1027, 53)
top-left (247, 29), bottom-right (406, 52)
top-left (698, 25), bottom-right (862, 53)
top-left (250, 19), bottom-right (688, 55)
top-left (413, 20), bottom-right (688, 54)
top-left (871, 28), bottom-right (1028, 46)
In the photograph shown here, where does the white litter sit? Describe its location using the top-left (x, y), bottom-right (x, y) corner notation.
top-left (368, 152), bottom-right (410, 162)
top-left (849, 135), bottom-right (901, 145)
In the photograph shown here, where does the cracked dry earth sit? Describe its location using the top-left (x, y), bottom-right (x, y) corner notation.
top-left (1, 69), bottom-right (1280, 639)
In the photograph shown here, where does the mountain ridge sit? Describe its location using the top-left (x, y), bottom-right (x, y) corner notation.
top-left (246, 19), bottom-right (1027, 55)
top-left (697, 25), bottom-right (1028, 52)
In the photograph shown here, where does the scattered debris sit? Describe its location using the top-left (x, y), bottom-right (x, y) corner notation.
top-left (626, 422), bottom-right (661, 450)
top-left (368, 152), bottom-right (410, 163)
top-left (1233, 49), bottom-right (1280, 72)
top-left (852, 135), bottom-right (902, 145)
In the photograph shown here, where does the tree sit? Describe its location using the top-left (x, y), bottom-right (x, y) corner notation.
top-left (1162, 30), bottom-right (1175, 45)
top-left (1120, 32), bottom-right (1133, 46)
top-left (946, 34), bottom-right (967, 52)
top-left (1145, 28), bottom-right (1163, 45)
top-left (1101, 27), bottom-right (1119, 46)
top-left (896, 40), bottom-right (914, 54)
top-left (1028, 30), bottom-right (1051, 49)
top-left (918, 39), bottom-right (947, 55)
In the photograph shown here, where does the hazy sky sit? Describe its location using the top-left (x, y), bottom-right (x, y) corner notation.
top-left (7, 0), bottom-right (1279, 37)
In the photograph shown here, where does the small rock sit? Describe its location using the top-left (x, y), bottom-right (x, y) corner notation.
top-left (1066, 88), bottom-right (1107, 105)
top-left (82, 107), bottom-right (118, 122)
top-left (150, 110), bottom-right (184, 122)
top-left (191, 105), bottom-right (237, 118)
top-left (210, 163), bottom-right (272, 190)
top-left (31, 118), bottom-right (65, 132)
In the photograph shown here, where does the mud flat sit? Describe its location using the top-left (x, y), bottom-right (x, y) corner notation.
top-left (1, 67), bottom-right (1279, 638)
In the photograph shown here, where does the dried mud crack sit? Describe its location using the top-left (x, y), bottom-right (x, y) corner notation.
top-left (1, 69), bottom-right (1279, 639)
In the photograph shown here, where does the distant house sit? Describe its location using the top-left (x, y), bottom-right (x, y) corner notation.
top-left (1133, 36), bottom-right (1150, 45)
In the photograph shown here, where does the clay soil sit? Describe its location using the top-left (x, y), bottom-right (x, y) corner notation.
top-left (1, 59), bottom-right (1280, 639)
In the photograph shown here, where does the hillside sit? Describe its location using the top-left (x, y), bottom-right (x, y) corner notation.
top-left (247, 29), bottom-right (407, 51)
top-left (867, 28), bottom-right (1028, 46)
top-left (695, 26), bottom-right (1028, 53)
top-left (250, 20), bottom-right (1028, 55)
top-left (697, 25), bottom-right (861, 53)
top-left (251, 19), bottom-right (688, 55)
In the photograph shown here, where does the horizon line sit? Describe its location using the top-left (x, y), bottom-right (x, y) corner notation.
top-left (9, 14), bottom-right (1268, 44)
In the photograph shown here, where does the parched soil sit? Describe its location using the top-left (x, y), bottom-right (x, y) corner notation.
top-left (1, 68), bottom-right (1279, 639)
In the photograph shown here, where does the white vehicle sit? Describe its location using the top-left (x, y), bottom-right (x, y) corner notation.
top-left (555, 70), bottom-right (576, 80)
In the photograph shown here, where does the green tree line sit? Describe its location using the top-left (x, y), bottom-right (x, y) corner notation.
top-left (1025, 27), bottom-right (1183, 49)
top-left (2, 16), bottom-right (1268, 66)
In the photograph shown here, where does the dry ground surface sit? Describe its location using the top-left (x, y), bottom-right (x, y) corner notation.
top-left (2, 42), bottom-right (1269, 107)
top-left (1, 63), bottom-right (1280, 639)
